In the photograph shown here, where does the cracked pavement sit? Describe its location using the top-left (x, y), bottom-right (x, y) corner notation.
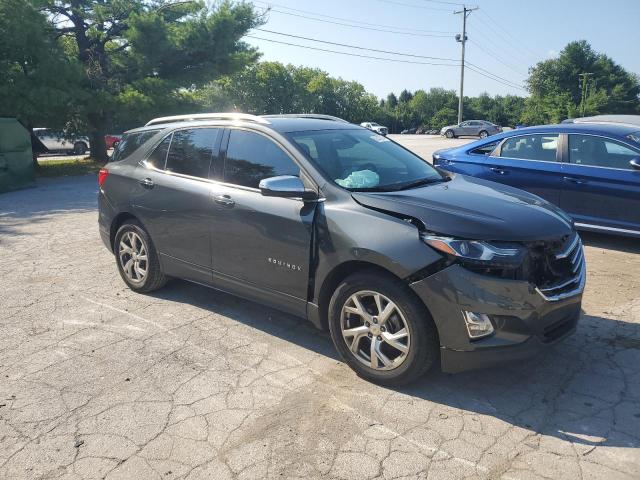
top-left (0, 175), bottom-right (639, 480)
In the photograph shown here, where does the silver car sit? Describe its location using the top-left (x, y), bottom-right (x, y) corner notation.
top-left (360, 122), bottom-right (388, 136)
top-left (33, 128), bottom-right (90, 155)
top-left (440, 120), bottom-right (501, 139)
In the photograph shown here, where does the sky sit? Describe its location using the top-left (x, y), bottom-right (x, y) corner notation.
top-left (244, 0), bottom-right (640, 100)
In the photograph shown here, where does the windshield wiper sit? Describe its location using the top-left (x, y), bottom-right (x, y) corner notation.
top-left (390, 177), bottom-right (447, 191)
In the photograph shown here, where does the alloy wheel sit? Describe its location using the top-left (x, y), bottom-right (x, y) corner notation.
top-left (340, 290), bottom-right (411, 371)
top-left (118, 231), bottom-right (148, 283)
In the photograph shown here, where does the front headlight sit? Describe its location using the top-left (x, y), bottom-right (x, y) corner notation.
top-left (422, 235), bottom-right (525, 267)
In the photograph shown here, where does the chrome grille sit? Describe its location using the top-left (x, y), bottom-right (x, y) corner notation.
top-left (535, 233), bottom-right (585, 301)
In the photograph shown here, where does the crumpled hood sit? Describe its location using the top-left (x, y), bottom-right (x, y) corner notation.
top-left (352, 174), bottom-right (574, 241)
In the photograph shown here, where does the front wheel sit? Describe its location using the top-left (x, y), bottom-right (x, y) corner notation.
top-left (479, 130), bottom-right (488, 139)
top-left (328, 272), bottom-right (439, 385)
top-left (114, 221), bottom-right (167, 293)
top-left (445, 130), bottom-right (455, 139)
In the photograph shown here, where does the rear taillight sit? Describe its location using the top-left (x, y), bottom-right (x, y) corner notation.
top-left (98, 168), bottom-right (109, 186)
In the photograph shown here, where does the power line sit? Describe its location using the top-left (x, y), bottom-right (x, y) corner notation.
top-left (261, 9), bottom-right (455, 38)
top-left (254, 29), bottom-right (459, 62)
top-left (468, 39), bottom-right (528, 77)
top-left (465, 63), bottom-right (527, 91)
top-left (252, 1), bottom-right (456, 34)
top-left (249, 28), bottom-right (526, 90)
top-left (476, 10), bottom-right (542, 61)
top-left (371, 0), bottom-right (452, 12)
top-left (245, 35), bottom-right (462, 67)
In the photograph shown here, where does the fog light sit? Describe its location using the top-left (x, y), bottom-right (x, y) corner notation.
top-left (462, 311), bottom-right (494, 339)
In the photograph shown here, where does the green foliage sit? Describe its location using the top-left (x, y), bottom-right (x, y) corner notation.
top-left (525, 40), bottom-right (640, 123)
top-left (205, 62), bottom-right (380, 123)
top-left (0, 0), bottom-right (83, 129)
top-left (36, 0), bottom-right (263, 160)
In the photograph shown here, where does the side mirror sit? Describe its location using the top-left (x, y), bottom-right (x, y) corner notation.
top-left (259, 175), bottom-right (318, 201)
top-left (630, 157), bottom-right (640, 171)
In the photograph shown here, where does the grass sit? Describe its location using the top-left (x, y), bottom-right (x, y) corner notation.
top-left (36, 157), bottom-right (104, 178)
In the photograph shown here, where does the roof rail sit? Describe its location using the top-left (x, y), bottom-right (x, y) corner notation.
top-left (261, 114), bottom-right (350, 123)
top-left (145, 113), bottom-right (271, 127)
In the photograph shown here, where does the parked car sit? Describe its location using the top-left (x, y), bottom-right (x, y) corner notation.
top-left (99, 112), bottom-right (583, 385)
top-left (433, 123), bottom-right (640, 237)
top-left (360, 122), bottom-right (388, 136)
top-left (105, 134), bottom-right (123, 149)
top-left (563, 114), bottom-right (640, 128)
top-left (440, 120), bottom-right (502, 139)
top-left (400, 128), bottom-right (416, 135)
top-left (33, 128), bottom-right (89, 155)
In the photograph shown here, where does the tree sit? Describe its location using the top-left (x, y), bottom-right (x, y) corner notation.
top-left (0, 0), bottom-right (83, 165)
top-left (525, 40), bottom-right (640, 122)
top-left (398, 89), bottom-right (413, 103)
top-left (386, 92), bottom-right (398, 108)
top-left (39, 0), bottom-right (263, 161)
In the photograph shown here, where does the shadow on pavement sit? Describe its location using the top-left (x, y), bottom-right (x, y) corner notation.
top-left (0, 175), bottom-right (97, 237)
top-left (150, 279), bottom-right (640, 451)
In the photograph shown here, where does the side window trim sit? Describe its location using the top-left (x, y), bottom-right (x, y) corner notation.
top-left (566, 133), bottom-right (640, 171)
top-left (221, 127), bottom-right (312, 191)
top-left (496, 133), bottom-right (560, 163)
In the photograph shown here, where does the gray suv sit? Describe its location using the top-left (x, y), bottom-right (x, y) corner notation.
top-left (440, 120), bottom-right (501, 139)
top-left (98, 113), bottom-right (584, 385)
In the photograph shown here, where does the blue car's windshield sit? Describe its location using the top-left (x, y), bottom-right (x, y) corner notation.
top-left (287, 129), bottom-right (444, 191)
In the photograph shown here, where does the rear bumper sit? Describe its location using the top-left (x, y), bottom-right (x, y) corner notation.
top-left (410, 264), bottom-right (583, 373)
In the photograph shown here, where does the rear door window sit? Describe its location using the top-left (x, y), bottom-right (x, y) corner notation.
top-left (111, 130), bottom-right (160, 162)
top-left (224, 130), bottom-right (299, 188)
top-left (165, 128), bottom-right (220, 179)
top-left (568, 134), bottom-right (639, 170)
top-left (470, 141), bottom-right (499, 155)
top-left (500, 134), bottom-right (559, 162)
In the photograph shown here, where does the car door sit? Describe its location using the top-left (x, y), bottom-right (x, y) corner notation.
top-left (208, 128), bottom-right (317, 316)
top-left (457, 121), bottom-right (472, 136)
top-left (483, 133), bottom-right (563, 205)
top-left (559, 133), bottom-right (640, 233)
top-left (131, 127), bottom-right (222, 283)
top-left (35, 129), bottom-right (58, 150)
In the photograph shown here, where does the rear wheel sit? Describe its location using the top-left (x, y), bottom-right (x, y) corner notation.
top-left (445, 130), bottom-right (455, 139)
top-left (114, 221), bottom-right (167, 293)
top-left (328, 272), bottom-right (439, 385)
top-left (479, 130), bottom-right (489, 139)
top-left (73, 142), bottom-right (87, 155)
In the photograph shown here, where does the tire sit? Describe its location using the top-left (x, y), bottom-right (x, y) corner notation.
top-left (114, 220), bottom-right (167, 293)
top-left (479, 130), bottom-right (488, 139)
top-left (328, 272), bottom-right (439, 385)
top-left (73, 142), bottom-right (87, 155)
top-left (445, 130), bottom-right (455, 139)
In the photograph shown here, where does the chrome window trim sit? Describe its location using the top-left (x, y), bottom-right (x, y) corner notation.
top-left (575, 222), bottom-right (640, 235)
top-left (495, 133), bottom-right (561, 164)
top-left (223, 126), bottom-right (315, 190)
top-left (565, 133), bottom-right (640, 172)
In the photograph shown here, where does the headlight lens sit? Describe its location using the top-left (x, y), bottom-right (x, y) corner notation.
top-left (422, 235), bottom-right (525, 267)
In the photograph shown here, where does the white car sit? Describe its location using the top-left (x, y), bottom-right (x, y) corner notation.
top-left (33, 128), bottom-right (90, 155)
top-left (360, 122), bottom-right (388, 136)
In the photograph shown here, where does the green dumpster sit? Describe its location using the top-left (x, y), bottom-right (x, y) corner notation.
top-left (0, 118), bottom-right (35, 193)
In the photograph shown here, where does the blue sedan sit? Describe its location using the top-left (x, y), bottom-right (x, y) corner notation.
top-left (432, 123), bottom-right (640, 237)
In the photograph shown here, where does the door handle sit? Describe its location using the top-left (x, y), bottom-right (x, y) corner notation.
top-left (139, 177), bottom-right (154, 188)
top-left (490, 167), bottom-right (508, 175)
top-left (563, 176), bottom-right (586, 185)
top-left (213, 194), bottom-right (235, 207)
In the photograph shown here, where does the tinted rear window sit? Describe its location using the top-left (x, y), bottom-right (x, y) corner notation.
top-left (111, 130), bottom-right (160, 162)
top-left (165, 128), bottom-right (220, 179)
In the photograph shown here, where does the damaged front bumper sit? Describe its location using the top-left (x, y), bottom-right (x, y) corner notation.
top-left (410, 263), bottom-right (584, 373)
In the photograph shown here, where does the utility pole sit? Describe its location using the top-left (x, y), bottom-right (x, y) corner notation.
top-left (578, 72), bottom-right (594, 116)
top-left (454, 5), bottom-right (478, 124)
